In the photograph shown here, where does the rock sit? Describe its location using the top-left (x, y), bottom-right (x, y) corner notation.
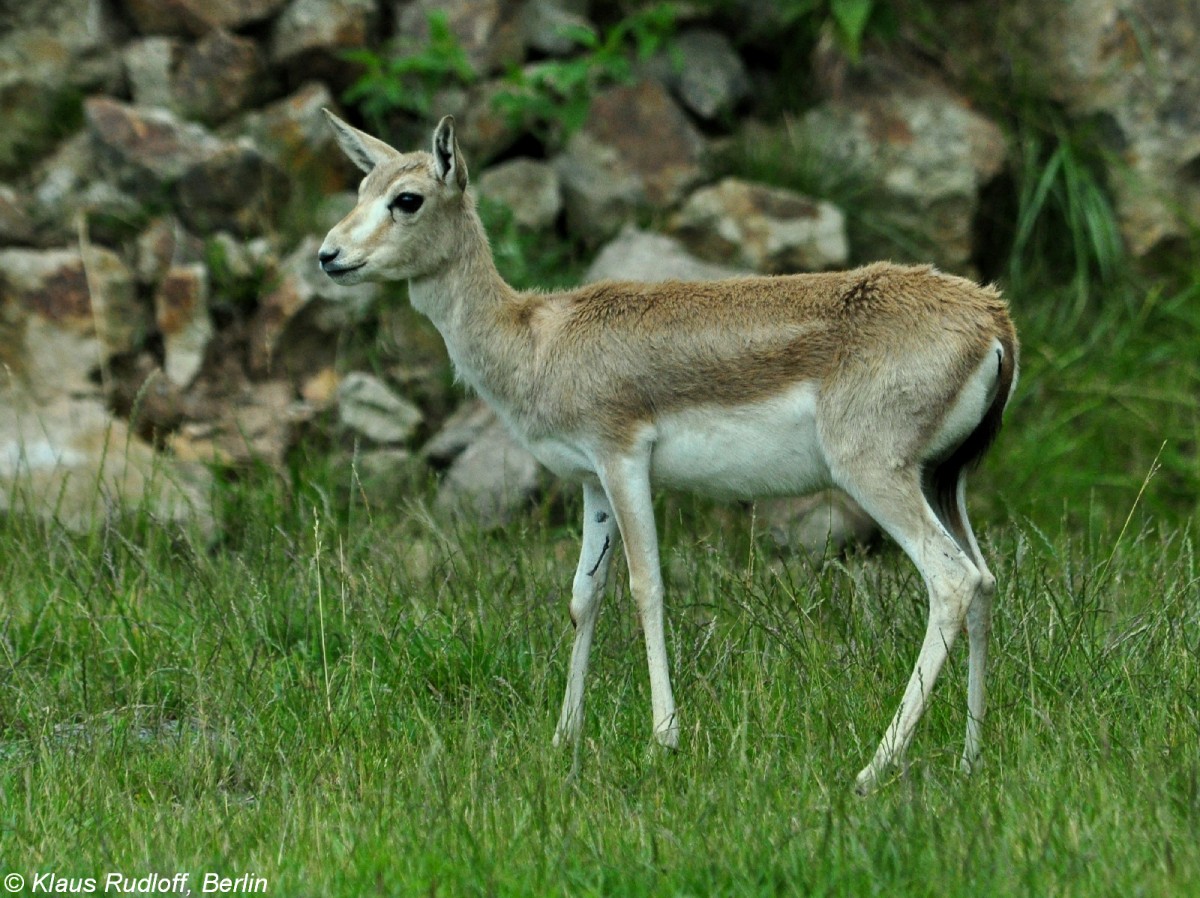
top-left (477, 158), bottom-right (562, 230)
top-left (174, 143), bottom-right (289, 238)
top-left (0, 0), bottom-right (123, 175)
top-left (348, 447), bottom-right (422, 499)
top-left (269, 0), bottom-right (379, 87)
top-left (660, 29), bottom-right (750, 122)
top-left (421, 398), bottom-right (497, 467)
top-left (435, 412), bottom-right (543, 528)
top-left (80, 242), bottom-right (148, 361)
top-left (155, 265), bottom-right (213, 388)
top-left (0, 184), bottom-right (37, 246)
top-left (553, 132), bottom-right (644, 245)
top-left (85, 97), bottom-right (283, 238)
top-left (236, 82), bottom-right (357, 206)
top-left (171, 29), bottom-right (268, 126)
top-left (120, 0), bottom-right (289, 36)
top-left (759, 490), bottom-right (880, 559)
top-left (521, 0), bottom-right (593, 57)
top-left (336, 372), bottom-right (423, 445)
top-left (801, 65), bottom-right (1006, 273)
top-left (434, 77), bottom-right (525, 166)
top-left (670, 177), bottom-right (849, 273)
top-left (555, 79), bottom-right (707, 244)
top-left (0, 247), bottom-right (123, 400)
top-left (250, 236), bottom-right (378, 381)
top-left (85, 97), bottom-right (225, 198)
top-left (0, 392), bottom-right (212, 534)
top-left (170, 380), bottom-right (300, 467)
top-left (395, 0), bottom-right (524, 78)
top-left (584, 225), bottom-right (748, 283)
top-left (123, 37), bottom-right (181, 109)
top-left (942, 0), bottom-right (1200, 261)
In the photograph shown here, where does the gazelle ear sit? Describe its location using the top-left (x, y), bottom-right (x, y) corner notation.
top-left (432, 115), bottom-right (468, 190)
top-left (322, 109), bottom-right (400, 174)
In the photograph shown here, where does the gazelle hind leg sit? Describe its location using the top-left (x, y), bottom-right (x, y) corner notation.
top-left (554, 480), bottom-right (619, 749)
top-left (841, 467), bottom-right (982, 794)
top-left (951, 475), bottom-right (995, 775)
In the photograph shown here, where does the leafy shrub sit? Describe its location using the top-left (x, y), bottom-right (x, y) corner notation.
top-left (490, 3), bottom-right (678, 146)
top-left (342, 12), bottom-right (476, 132)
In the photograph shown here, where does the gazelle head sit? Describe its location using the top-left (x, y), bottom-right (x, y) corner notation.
top-left (318, 111), bottom-right (469, 285)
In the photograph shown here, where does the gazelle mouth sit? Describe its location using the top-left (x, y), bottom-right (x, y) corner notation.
top-left (322, 262), bottom-right (365, 278)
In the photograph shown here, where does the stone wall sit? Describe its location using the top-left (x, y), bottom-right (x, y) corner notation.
top-left (0, 0), bottom-right (1195, 537)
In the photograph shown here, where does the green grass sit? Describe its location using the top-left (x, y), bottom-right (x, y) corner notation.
top-left (2, 277), bottom-right (1198, 894)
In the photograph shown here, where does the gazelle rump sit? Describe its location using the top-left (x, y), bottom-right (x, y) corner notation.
top-left (318, 111), bottom-right (1019, 793)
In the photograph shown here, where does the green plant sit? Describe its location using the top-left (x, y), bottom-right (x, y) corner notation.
top-left (476, 196), bottom-right (588, 292)
top-left (342, 11), bottom-right (475, 132)
top-left (1006, 110), bottom-right (1126, 319)
top-left (776, 0), bottom-right (898, 62)
top-left (491, 3), bottom-right (678, 146)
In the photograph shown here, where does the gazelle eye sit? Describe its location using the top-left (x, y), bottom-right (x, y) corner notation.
top-left (389, 192), bottom-right (424, 215)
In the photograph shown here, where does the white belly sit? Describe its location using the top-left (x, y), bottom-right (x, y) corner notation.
top-left (649, 382), bottom-right (830, 500)
top-left (520, 383), bottom-right (830, 500)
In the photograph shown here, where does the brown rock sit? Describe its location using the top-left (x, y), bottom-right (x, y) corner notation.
top-left (172, 29), bottom-right (267, 125)
top-left (155, 265), bottom-right (213, 388)
top-left (801, 65), bottom-right (1006, 273)
top-left (174, 144), bottom-right (289, 238)
top-left (670, 178), bottom-right (849, 273)
top-left (121, 0), bottom-right (290, 36)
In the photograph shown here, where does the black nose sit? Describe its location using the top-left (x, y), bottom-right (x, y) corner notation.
top-left (318, 248), bottom-right (340, 268)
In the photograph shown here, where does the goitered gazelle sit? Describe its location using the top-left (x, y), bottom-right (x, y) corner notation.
top-left (317, 112), bottom-right (1018, 793)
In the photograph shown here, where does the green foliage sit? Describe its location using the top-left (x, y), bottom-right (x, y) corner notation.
top-left (775, 0), bottom-right (898, 61)
top-left (491, 3), bottom-right (678, 146)
top-left (342, 11), bottom-right (475, 132)
top-left (1006, 109), bottom-right (1126, 320)
top-left (476, 196), bottom-right (588, 292)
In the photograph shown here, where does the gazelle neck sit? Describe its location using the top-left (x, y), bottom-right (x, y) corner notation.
top-left (407, 199), bottom-right (530, 412)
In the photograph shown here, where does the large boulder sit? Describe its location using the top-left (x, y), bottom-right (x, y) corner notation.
top-left (0, 247), bottom-right (147, 399)
top-left (584, 225), bottom-right (748, 283)
top-left (85, 98), bottom-right (289, 239)
top-left (269, 0), bottom-right (379, 87)
top-left (555, 80), bottom-right (707, 244)
top-left (477, 158), bottom-right (563, 230)
top-left (942, 0), bottom-right (1200, 260)
top-left (0, 392), bottom-right (211, 534)
top-left (670, 178), bottom-right (849, 273)
top-left (801, 63), bottom-right (1007, 273)
top-left (119, 0), bottom-right (289, 37)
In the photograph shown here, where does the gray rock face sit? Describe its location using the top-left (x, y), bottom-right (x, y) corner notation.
top-left (336, 372), bottom-right (424, 445)
top-left (801, 66), bottom-right (1006, 273)
top-left (269, 0), bottom-right (378, 84)
top-left (585, 225), bottom-right (749, 283)
top-left (120, 0), bottom-right (289, 36)
top-left (477, 158), bottom-right (562, 230)
top-left (555, 79), bottom-right (707, 245)
top-left (943, 0), bottom-right (1200, 260)
top-left (671, 178), bottom-right (849, 273)
top-left (663, 29), bottom-right (751, 122)
top-left (433, 410), bottom-right (543, 529)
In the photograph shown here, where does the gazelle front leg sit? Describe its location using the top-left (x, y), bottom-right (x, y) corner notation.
top-left (554, 479), bottom-right (619, 748)
top-left (599, 453), bottom-right (679, 748)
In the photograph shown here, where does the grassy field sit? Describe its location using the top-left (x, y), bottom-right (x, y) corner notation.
top-left (2, 275), bottom-right (1199, 896)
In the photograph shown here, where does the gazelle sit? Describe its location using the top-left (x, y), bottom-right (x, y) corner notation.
top-left (317, 112), bottom-right (1018, 793)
